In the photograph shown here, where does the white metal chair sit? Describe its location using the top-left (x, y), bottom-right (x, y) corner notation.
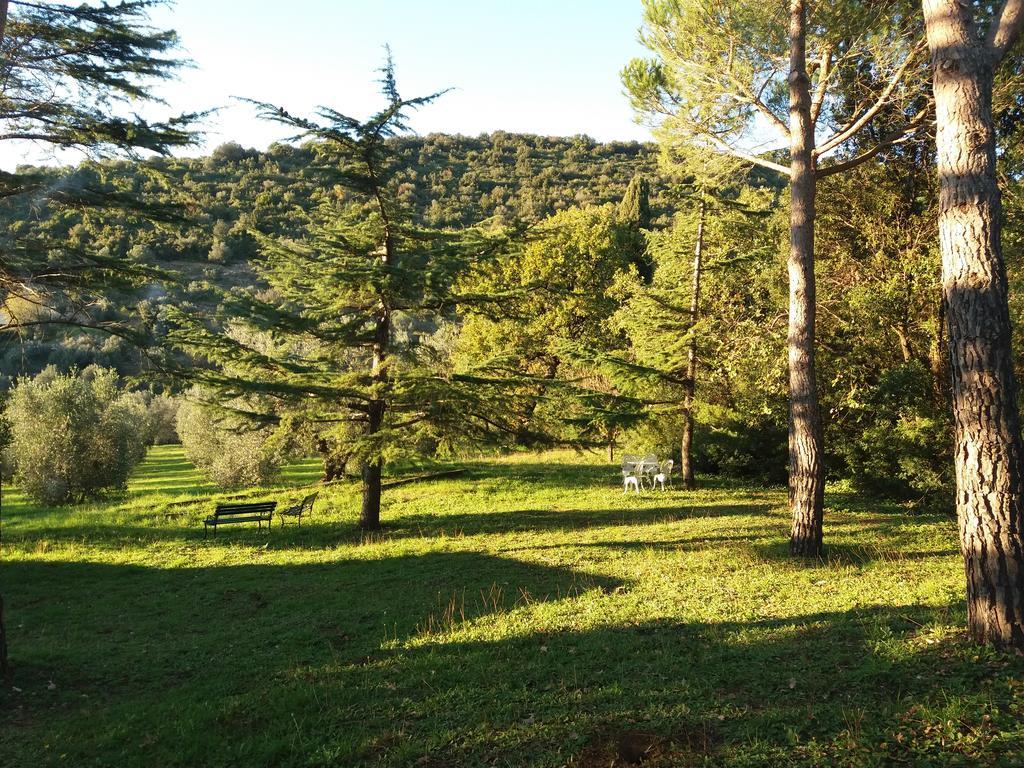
top-left (654, 459), bottom-right (673, 490)
top-left (621, 455), bottom-right (641, 493)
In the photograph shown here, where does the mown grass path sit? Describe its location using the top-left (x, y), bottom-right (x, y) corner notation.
top-left (1, 446), bottom-right (1022, 766)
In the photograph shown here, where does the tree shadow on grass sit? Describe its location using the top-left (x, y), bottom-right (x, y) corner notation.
top-left (3, 550), bottom-right (1018, 767)
top-left (376, 501), bottom-right (783, 541)
top-left (0, 551), bottom-right (621, 725)
top-left (748, 539), bottom-right (960, 567)
top-left (1, 497), bottom-right (785, 551)
top-left (325, 603), bottom-right (1019, 766)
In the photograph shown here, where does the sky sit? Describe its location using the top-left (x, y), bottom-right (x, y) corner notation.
top-left (1, 0), bottom-right (656, 168)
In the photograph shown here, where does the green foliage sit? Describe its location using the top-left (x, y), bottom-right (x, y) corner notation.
top-left (0, 132), bottom-right (667, 385)
top-left (840, 362), bottom-right (952, 507)
top-left (119, 390), bottom-right (180, 445)
top-left (4, 366), bottom-right (147, 504)
top-left (175, 395), bottom-right (283, 489)
top-left (144, 392), bottom-right (180, 445)
top-left (608, 184), bottom-right (785, 463)
top-left (692, 408), bottom-right (788, 485)
top-left (0, 0), bottom-right (200, 341)
top-left (455, 203), bottom-right (642, 446)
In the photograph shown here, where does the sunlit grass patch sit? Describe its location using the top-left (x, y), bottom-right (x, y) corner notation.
top-left (1, 445), bottom-right (1021, 766)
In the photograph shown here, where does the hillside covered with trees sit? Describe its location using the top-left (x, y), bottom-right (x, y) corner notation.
top-left (0, 132), bottom-right (671, 382)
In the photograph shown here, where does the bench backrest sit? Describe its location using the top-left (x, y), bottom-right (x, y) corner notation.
top-left (300, 493), bottom-right (318, 513)
top-left (213, 501), bottom-right (276, 518)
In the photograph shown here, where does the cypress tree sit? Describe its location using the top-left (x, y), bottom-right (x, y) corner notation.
top-left (170, 57), bottom-right (526, 529)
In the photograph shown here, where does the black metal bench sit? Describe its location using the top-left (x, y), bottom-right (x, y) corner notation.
top-left (204, 501), bottom-right (275, 537)
top-left (279, 492), bottom-right (317, 527)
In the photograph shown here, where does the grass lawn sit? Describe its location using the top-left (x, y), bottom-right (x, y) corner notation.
top-left (2, 445), bottom-right (1023, 766)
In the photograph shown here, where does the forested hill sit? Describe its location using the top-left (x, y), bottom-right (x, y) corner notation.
top-left (0, 133), bottom-right (669, 383)
top-left (7, 132), bottom-right (670, 269)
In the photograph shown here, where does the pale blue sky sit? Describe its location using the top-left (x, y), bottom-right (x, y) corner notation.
top-left (2, 0), bottom-right (654, 168)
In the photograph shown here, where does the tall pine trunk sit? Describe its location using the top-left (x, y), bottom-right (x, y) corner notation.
top-left (680, 197), bottom-right (705, 491)
top-left (360, 232), bottom-right (392, 530)
top-left (925, 0), bottom-right (1024, 647)
top-left (787, 0), bottom-right (825, 557)
top-left (360, 386), bottom-right (386, 528)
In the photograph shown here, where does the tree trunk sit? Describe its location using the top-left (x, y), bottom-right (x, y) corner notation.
top-left (360, 227), bottom-right (392, 529)
top-left (787, 0), bottom-right (825, 557)
top-left (925, 0), bottom-right (1024, 648)
top-left (360, 455), bottom-right (383, 530)
top-left (607, 438), bottom-right (615, 463)
top-left (681, 197), bottom-right (705, 491)
top-left (360, 308), bottom-right (388, 530)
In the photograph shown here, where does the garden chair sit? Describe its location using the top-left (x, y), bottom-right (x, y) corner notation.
top-left (280, 491), bottom-right (318, 527)
top-left (621, 455), bottom-right (641, 493)
top-left (654, 460), bottom-right (673, 490)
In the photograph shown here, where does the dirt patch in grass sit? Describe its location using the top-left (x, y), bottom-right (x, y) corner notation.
top-left (576, 722), bottom-right (720, 766)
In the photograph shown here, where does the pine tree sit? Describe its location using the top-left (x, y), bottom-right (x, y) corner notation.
top-left (624, 0), bottom-right (929, 556)
top-left (170, 57), bottom-right (524, 529)
top-left (618, 174), bottom-right (653, 282)
top-left (922, 0), bottom-right (1024, 648)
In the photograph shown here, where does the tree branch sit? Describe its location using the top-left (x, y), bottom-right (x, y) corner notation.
top-left (815, 38), bottom-right (926, 157)
top-left (988, 0), bottom-right (1024, 62)
top-left (815, 106), bottom-right (929, 178)
top-left (707, 134), bottom-right (792, 177)
top-left (810, 45), bottom-right (832, 126)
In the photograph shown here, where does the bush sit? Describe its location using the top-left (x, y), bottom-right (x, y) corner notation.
top-left (838, 362), bottom-right (953, 506)
top-left (176, 394), bottom-right (284, 488)
top-left (692, 411), bottom-right (789, 485)
top-left (5, 366), bottom-right (148, 504)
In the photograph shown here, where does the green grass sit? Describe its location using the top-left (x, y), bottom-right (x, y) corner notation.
top-left (2, 445), bottom-right (1022, 767)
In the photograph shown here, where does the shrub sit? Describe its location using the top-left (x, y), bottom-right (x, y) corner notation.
top-left (692, 411), bottom-right (789, 486)
top-left (5, 366), bottom-right (148, 504)
top-left (838, 362), bottom-right (953, 507)
top-left (118, 391), bottom-right (181, 445)
top-left (176, 394), bottom-right (284, 488)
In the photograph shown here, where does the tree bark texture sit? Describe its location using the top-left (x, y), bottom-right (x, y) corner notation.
top-left (788, 0), bottom-right (826, 556)
top-left (925, 0), bottom-right (1024, 647)
top-left (681, 197), bottom-right (705, 491)
top-left (359, 307), bottom-right (389, 529)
